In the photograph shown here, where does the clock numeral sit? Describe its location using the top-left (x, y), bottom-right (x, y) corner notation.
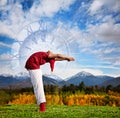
top-left (15, 40), bottom-right (23, 45)
top-left (26, 25), bottom-right (33, 35)
top-left (39, 20), bottom-right (47, 31)
top-left (25, 46), bottom-right (31, 51)
top-left (32, 36), bottom-right (38, 44)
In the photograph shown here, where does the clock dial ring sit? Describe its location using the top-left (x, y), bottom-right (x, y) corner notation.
top-left (11, 20), bottom-right (74, 75)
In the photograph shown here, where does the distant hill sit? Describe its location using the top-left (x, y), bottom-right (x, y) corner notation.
top-left (0, 71), bottom-right (119, 89)
top-left (0, 74), bottom-right (62, 89)
top-left (0, 75), bottom-right (26, 88)
top-left (43, 75), bottom-right (60, 85)
top-left (99, 77), bottom-right (120, 87)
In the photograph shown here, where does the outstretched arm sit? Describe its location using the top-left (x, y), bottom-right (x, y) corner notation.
top-left (47, 50), bottom-right (75, 61)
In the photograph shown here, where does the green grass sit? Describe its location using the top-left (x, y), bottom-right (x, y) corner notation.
top-left (0, 104), bottom-right (119, 118)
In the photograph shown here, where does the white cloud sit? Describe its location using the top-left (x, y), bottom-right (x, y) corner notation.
top-left (89, 0), bottom-right (120, 15)
top-left (0, 42), bottom-right (12, 48)
top-left (0, 0), bottom-right (7, 6)
top-left (97, 23), bottom-right (120, 41)
top-left (68, 27), bottom-right (94, 49)
top-left (92, 47), bottom-right (120, 55)
top-left (114, 60), bottom-right (120, 66)
top-left (0, 3), bottom-right (28, 38)
top-left (0, 53), bottom-right (21, 76)
top-left (0, 0), bottom-right (119, 77)
top-left (30, 0), bottom-right (75, 17)
top-left (0, 22), bottom-right (15, 38)
top-left (82, 68), bottom-right (104, 76)
top-left (0, 63), bottom-right (17, 75)
top-left (0, 0), bottom-right (76, 39)
top-left (89, 0), bottom-right (103, 15)
top-left (101, 56), bottom-right (120, 66)
top-left (80, 45), bottom-right (120, 66)
top-left (87, 22), bottom-right (120, 44)
top-left (58, 67), bottom-right (105, 79)
top-left (9, 4), bottom-right (24, 28)
top-left (104, 0), bottom-right (120, 12)
top-left (51, 64), bottom-right (120, 78)
top-left (0, 53), bottom-right (11, 60)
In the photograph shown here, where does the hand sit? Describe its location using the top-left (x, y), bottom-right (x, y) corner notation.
top-left (67, 57), bottom-right (75, 61)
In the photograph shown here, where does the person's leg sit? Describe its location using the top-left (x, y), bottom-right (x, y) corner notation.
top-left (28, 69), bottom-right (46, 112)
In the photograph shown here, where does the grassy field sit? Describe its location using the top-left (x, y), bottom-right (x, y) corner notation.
top-left (0, 104), bottom-right (119, 118)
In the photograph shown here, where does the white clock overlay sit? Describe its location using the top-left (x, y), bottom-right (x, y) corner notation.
top-left (11, 19), bottom-right (76, 77)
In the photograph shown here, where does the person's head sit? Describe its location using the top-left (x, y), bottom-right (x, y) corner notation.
top-left (47, 50), bottom-right (51, 55)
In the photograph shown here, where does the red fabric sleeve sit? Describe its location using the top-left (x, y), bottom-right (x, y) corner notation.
top-left (49, 59), bottom-right (55, 72)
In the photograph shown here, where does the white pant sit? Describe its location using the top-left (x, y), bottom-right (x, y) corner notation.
top-left (28, 69), bottom-right (46, 105)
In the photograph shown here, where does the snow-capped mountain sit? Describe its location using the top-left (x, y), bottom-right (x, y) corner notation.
top-left (0, 74), bottom-right (29, 88)
top-left (75, 71), bottom-right (93, 77)
top-left (65, 71), bottom-right (114, 86)
top-left (44, 74), bottom-right (63, 82)
top-left (0, 74), bottom-right (62, 88)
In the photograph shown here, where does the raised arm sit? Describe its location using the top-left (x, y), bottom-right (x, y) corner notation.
top-left (47, 50), bottom-right (75, 61)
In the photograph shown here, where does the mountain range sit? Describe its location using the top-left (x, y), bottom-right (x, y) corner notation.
top-left (0, 71), bottom-right (120, 89)
top-left (66, 71), bottom-right (114, 86)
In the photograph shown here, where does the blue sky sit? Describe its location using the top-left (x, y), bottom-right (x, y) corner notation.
top-left (0, 0), bottom-right (120, 78)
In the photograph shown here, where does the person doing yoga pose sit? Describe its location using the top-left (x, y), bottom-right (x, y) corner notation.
top-left (25, 50), bottom-right (75, 112)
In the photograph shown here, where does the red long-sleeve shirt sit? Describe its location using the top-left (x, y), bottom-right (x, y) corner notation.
top-left (25, 52), bottom-right (55, 72)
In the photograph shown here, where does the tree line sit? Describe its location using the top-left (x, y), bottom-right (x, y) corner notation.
top-left (44, 81), bottom-right (120, 95)
top-left (0, 81), bottom-right (120, 105)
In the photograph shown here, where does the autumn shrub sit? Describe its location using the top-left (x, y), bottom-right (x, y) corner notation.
top-left (46, 94), bottom-right (63, 105)
top-left (8, 93), bottom-right (36, 104)
top-left (8, 91), bottom-right (120, 107)
top-left (62, 94), bottom-right (120, 107)
top-left (107, 90), bottom-right (120, 97)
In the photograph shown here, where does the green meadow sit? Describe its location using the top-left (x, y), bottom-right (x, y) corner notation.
top-left (0, 104), bottom-right (119, 118)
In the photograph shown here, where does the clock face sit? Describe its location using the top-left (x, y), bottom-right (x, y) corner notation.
top-left (11, 19), bottom-right (75, 75)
